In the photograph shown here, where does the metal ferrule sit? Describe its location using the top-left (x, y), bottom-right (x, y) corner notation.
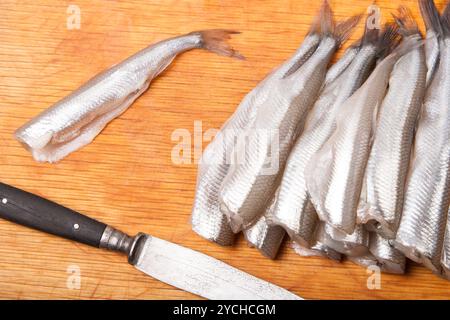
top-left (99, 226), bottom-right (134, 255)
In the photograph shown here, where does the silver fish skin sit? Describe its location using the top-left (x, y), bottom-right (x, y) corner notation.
top-left (191, 15), bottom-right (324, 246)
top-left (15, 30), bottom-right (243, 163)
top-left (318, 223), bottom-right (370, 257)
top-left (394, 12), bottom-right (450, 273)
top-left (291, 239), bottom-right (342, 261)
top-left (369, 233), bottom-right (406, 274)
top-left (361, 10), bottom-right (427, 239)
top-left (269, 21), bottom-right (387, 246)
top-left (219, 7), bottom-right (361, 233)
top-left (244, 191), bottom-right (286, 259)
top-left (305, 34), bottom-right (419, 235)
top-left (419, 0), bottom-right (443, 87)
top-left (267, 45), bottom-right (359, 246)
top-left (323, 46), bottom-right (359, 87)
top-left (441, 206), bottom-right (450, 279)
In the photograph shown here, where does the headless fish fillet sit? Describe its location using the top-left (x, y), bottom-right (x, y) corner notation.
top-left (317, 222), bottom-right (370, 257)
top-left (305, 33), bottom-right (418, 235)
top-left (191, 10), bottom-right (324, 246)
top-left (269, 20), bottom-right (392, 246)
top-left (349, 233), bottom-right (406, 274)
top-left (441, 206), bottom-right (450, 279)
top-left (244, 191), bottom-right (286, 259)
top-left (220, 3), bottom-right (361, 233)
top-left (15, 30), bottom-right (243, 163)
top-left (394, 8), bottom-right (450, 273)
top-left (419, 0), bottom-right (443, 87)
top-left (360, 9), bottom-right (427, 239)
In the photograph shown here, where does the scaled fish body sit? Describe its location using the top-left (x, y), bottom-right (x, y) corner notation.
top-left (15, 30), bottom-right (243, 163)
top-left (441, 206), bottom-right (450, 279)
top-left (318, 223), bottom-right (370, 257)
top-left (394, 6), bottom-right (450, 273)
top-left (305, 34), bottom-right (417, 235)
top-left (244, 191), bottom-right (286, 259)
top-left (191, 11), bottom-right (324, 246)
top-left (269, 20), bottom-right (388, 246)
top-left (219, 4), bottom-right (360, 233)
top-left (361, 10), bottom-right (427, 238)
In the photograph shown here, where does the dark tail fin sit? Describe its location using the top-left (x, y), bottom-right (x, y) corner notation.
top-left (419, 0), bottom-right (443, 34)
top-left (393, 6), bottom-right (422, 37)
top-left (318, 0), bottom-right (361, 47)
top-left (333, 14), bottom-right (363, 47)
top-left (307, 1), bottom-right (329, 35)
top-left (377, 23), bottom-right (401, 59)
top-left (196, 30), bottom-right (245, 60)
top-left (359, 14), bottom-right (381, 46)
top-left (442, 1), bottom-right (450, 37)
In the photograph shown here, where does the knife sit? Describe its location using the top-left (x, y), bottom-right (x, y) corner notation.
top-left (0, 182), bottom-right (301, 300)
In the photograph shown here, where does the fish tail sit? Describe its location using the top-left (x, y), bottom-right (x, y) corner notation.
top-left (419, 0), bottom-right (443, 34)
top-left (392, 6), bottom-right (422, 37)
top-left (195, 29), bottom-right (245, 60)
top-left (307, 1), bottom-right (327, 35)
top-left (376, 23), bottom-right (401, 59)
top-left (358, 14), bottom-right (380, 46)
top-left (318, 0), bottom-right (334, 36)
top-left (442, 1), bottom-right (450, 37)
top-left (316, 0), bottom-right (361, 46)
top-left (333, 14), bottom-right (363, 47)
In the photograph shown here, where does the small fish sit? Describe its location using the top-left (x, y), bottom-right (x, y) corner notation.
top-left (191, 8), bottom-right (324, 246)
top-left (306, 32), bottom-right (417, 235)
top-left (15, 30), bottom-right (243, 163)
top-left (360, 8), bottom-right (427, 239)
top-left (244, 192), bottom-right (286, 259)
top-left (220, 2), bottom-right (361, 233)
top-left (394, 5), bottom-right (450, 273)
top-left (419, 0), bottom-right (443, 87)
top-left (269, 20), bottom-right (395, 246)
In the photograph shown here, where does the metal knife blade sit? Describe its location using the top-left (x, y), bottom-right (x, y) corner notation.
top-left (132, 234), bottom-right (301, 300)
top-left (0, 182), bottom-right (301, 300)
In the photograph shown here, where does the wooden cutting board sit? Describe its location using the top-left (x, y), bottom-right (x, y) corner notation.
top-left (0, 0), bottom-right (449, 300)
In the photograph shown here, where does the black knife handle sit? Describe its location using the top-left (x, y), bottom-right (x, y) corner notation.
top-left (0, 182), bottom-right (107, 247)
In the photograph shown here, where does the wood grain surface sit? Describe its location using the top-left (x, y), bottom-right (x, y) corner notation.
top-left (0, 0), bottom-right (449, 300)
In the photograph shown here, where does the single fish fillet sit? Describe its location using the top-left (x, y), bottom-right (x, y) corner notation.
top-left (305, 34), bottom-right (418, 235)
top-left (360, 8), bottom-right (427, 239)
top-left (244, 191), bottom-right (286, 259)
top-left (394, 6), bottom-right (450, 273)
top-left (15, 30), bottom-right (243, 163)
top-left (419, 0), bottom-right (443, 87)
top-left (191, 10), bottom-right (324, 246)
top-left (269, 21), bottom-right (394, 246)
top-left (220, 2), bottom-right (361, 233)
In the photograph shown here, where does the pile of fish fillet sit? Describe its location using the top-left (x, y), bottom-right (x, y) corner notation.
top-left (192, 0), bottom-right (450, 280)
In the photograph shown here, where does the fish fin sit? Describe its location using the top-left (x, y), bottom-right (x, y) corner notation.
top-left (419, 0), bottom-right (443, 34)
top-left (376, 23), bottom-right (401, 59)
top-left (307, 1), bottom-right (326, 35)
top-left (442, 1), bottom-right (450, 38)
top-left (392, 6), bottom-right (422, 37)
top-left (196, 29), bottom-right (245, 60)
top-left (319, 0), bottom-right (334, 36)
top-left (388, 31), bottom-right (424, 59)
top-left (333, 14), bottom-right (363, 47)
top-left (359, 14), bottom-right (380, 46)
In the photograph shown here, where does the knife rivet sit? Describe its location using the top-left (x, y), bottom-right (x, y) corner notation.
top-left (73, 223), bottom-right (80, 230)
top-left (1, 198), bottom-right (7, 204)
